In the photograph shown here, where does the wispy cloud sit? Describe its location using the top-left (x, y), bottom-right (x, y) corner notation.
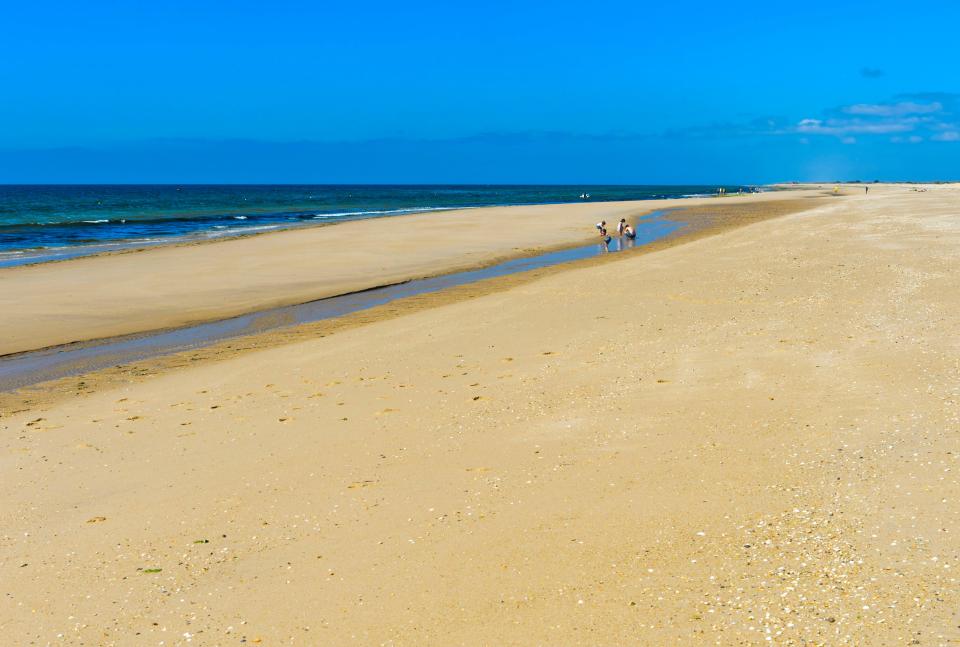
top-left (790, 96), bottom-right (958, 142)
top-left (891, 135), bottom-right (924, 144)
top-left (842, 101), bottom-right (942, 117)
top-left (795, 117), bottom-right (919, 135)
top-left (663, 93), bottom-right (960, 145)
top-left (932, 131), bottom-right (960, 142)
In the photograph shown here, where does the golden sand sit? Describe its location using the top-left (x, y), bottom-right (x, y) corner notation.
top-left (0, 190), bottom-right (820, 356)
top-left (3, 184), bottom-right (959, 645)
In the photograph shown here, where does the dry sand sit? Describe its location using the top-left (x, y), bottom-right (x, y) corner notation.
top-left (3, 184), bottom-right (960, 645)
top-left (0, 190), bottom-right (820, 356)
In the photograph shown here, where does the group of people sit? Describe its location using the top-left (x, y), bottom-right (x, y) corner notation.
top-left (595, 218), bottom-right (636, 244)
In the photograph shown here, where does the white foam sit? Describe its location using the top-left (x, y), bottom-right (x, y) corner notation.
top-left (202, 224), bottom-right (284, 238)
top-left (311, 206), bottom-right (463, 220)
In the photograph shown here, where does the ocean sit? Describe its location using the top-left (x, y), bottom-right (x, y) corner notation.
top-left (0, 184), bottom-right (749, 267)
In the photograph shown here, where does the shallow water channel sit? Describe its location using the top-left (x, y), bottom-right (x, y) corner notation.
top-left (0, 211), bottom-right (680, 391)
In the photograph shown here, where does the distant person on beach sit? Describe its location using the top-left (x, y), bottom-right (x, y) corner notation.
top-left (624, 224), bottom-right (636, 239)
top-left (865, 186), bottom-right (869, 194)
top-left (596, 220), bottom-right (606, 233)
top-left (617, 219), bottom-right (627, 235)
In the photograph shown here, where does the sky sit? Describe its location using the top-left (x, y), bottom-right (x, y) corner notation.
top-left (1, 0), bottom-right (958, 183)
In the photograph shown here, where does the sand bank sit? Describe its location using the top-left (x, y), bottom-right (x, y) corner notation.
top-left (4, 184), bottom-right (960, 644)
top-left (0, 191), bottom-right (822, 356)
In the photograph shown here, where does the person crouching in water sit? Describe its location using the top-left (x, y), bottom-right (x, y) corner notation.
top-left (623, 223), bottom-right (636, 239)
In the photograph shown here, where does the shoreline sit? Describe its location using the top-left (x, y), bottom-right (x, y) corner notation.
top-left (0, 187), bottom-right (771, 270)
top-left (0, 209), bottom-right (680, 360)
top-left (0, 204), bottom-right (485, 270)
top-left (0, 195), bottom-right (823, 411)
top-left (0, 190), bottom-right (823, 357)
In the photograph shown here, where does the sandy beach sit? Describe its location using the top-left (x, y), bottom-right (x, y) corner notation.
top-left (3, 183), bottom-right (960, 645)
top-left (0, 191), bottom-right (820, 356)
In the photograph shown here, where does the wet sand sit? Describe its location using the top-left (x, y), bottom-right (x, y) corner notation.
top-left (3, 184), bottom-right (960, 645)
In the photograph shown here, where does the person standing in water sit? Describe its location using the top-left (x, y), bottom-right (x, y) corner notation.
top-left (617, 218), bottom-right (627, 235)
top-left (598, 225), bottom-right (611, 246)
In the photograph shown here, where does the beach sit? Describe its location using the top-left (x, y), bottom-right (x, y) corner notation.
top-left (3, 183), bottom-right (960, 644)
top-left (0, 191), bottom-right (811, 357)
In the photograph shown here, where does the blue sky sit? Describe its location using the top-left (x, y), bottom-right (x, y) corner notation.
top-left (1, 0), bottom-right (958, 183)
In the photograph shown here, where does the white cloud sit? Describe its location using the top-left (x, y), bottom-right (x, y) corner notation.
top-left (932, 131), bottom-right (960, 142)
top-left (796, 117), bottom-right (916, 135)
top-left (670, 94), bottom-right (956, 144)
top-left (843, 101), bottom-right (942, 117)
top-left (793, 98), bottom-right (950, 141)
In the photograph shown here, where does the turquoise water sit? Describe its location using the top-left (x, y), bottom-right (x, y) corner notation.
top-left (0, 184), bottom-right (748, 267)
